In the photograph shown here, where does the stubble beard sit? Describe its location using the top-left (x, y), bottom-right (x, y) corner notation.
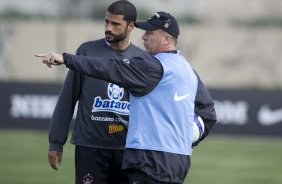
top-left (105, 29), bottom-right (128, 43)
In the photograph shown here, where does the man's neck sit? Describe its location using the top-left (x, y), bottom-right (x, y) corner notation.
top-left (152, 45), bottom-right (177, 55)
top-left (108, 39), bottom-right (130, 51)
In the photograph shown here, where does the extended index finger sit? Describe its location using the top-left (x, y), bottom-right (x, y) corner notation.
top-left (34, 53), bottom-right (48, 58)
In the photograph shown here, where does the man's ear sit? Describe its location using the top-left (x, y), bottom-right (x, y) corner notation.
top-left (127, 22), bottom-right (134, 32)
top-left (161, 35), bottom-right (171, 45)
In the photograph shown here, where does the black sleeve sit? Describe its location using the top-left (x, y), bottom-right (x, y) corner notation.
top-left (63, 53), bottom-right (163, 97)
top-left (49, 50), bottom-right (84, 152)
top-left (193, 70), bottom-right (217, 147)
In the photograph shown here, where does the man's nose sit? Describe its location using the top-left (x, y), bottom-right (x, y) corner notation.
top-left (142, 34), bottom-right (147, 40)
top-left (105, 24), bottom-right (113, 32)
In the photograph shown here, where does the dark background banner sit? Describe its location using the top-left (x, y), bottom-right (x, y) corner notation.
top-left (210, 89), bottom-right (282, 137)
top-left (1, 82), bottom-right (282, 136)
top-left (0, 82), bottom-right (62, 129)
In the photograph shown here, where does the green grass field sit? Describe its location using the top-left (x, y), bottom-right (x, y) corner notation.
top-left (0, 130), bottom-right (281, 184)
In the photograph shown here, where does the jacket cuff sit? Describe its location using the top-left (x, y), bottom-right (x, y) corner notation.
top-left (62, 53), bottom-right (69, 66)
top-left (49, 143), bottom-right (64, 152)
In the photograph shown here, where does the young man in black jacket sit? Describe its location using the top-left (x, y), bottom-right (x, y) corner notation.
top-left (46, 1), bottom-right (144, 184)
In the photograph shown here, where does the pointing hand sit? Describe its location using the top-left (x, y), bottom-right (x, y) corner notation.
top-left (34, 52), bottom-right (64, 68)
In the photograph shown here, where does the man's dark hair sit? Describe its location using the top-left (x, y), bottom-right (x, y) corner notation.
top-left (107, 1), bottom-right (137, 23)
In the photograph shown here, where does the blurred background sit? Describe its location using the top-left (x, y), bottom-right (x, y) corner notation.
top-left (0, 0), bottom-right (282, 184)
